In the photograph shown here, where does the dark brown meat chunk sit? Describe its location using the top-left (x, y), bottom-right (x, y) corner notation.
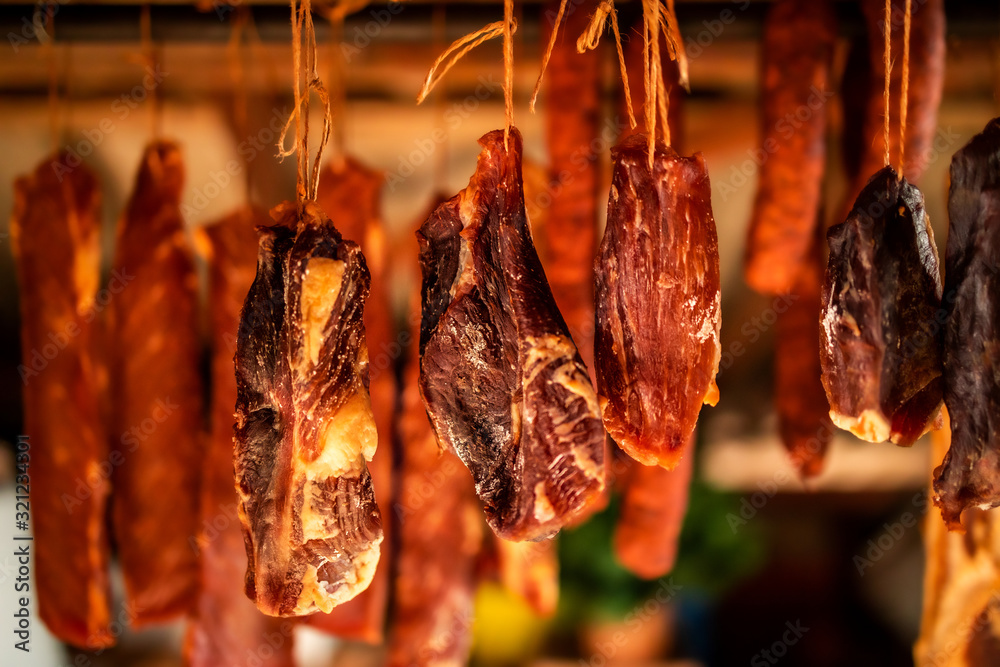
top-left (743, 0), bottom-right (836, 295)
top-left (308, 158), bottom-right (393, 640)
top-left (776, 231), bottom-right (833, 478)
top-left (418, 128), bottom-right (605, 542)
top-left (594, 133), bottom-right (721, 470)
top-left (108, 141), bottom-right (202, 624)
top-left (388, 299), bottom-right (482, 667)
top-left (614, 441), bottom-right (693, 579)
top-left (184, 206), bottom-right (295, 665)
top-left (820, 165), bottom-right (943, 446)
top-left (234, 200), bottom-right (382, 617)
top-left (11, 154), bottom-right (113, 648)
top-left (540, 0), bottom-right (601, 369)
top-left (933, 118), bottom-right (1000, 529)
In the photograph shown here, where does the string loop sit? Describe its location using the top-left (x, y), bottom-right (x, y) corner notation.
top-left (576, 1), bottom-right (635, 129)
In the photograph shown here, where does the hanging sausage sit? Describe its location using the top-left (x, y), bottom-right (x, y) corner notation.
top-left (743, 0), bottom-right (836, 295)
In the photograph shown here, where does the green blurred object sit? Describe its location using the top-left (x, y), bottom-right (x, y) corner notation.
top-left (556, 468), bottom-right (767, 627)
top-left (471, 582), bottom-right (552, 664)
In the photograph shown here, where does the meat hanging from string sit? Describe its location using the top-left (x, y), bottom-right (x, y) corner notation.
top-left (593, 133), bottom-right (721, 470)
top-left (418, 127), bottom-right (606, 542)
top-left (11, 154), bottom-right (114, 649)
top-left (819, 165), bottom-right (943, 446)
top-left (234, 200), bottom-right (383, 616)
top-left (107, 141), bottom-right (203, 625)
top-left (933, 117), bottom-right (1000, 530)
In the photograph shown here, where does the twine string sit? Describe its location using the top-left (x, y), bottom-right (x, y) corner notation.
top-left (577, 1), bottom-right (635, 129)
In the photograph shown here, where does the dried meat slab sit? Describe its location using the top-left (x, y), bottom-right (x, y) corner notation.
top-left (933, 118), bottom-right (1000, 529)
top-left (108, 141), bottom-right (202, 624)
top-left (594, 133), bottom-right (721, 470)
top-left (185, 206), bottom-right (295, 666)
top-left (418, 127), bottom-right (605, 542)
top-left (744, 0), bottom-right (836, 295)
top-left (820, 165), bottom-right (943, 446)
top-left (234, 200), bottom-right (382, 617)
top-left (309, 158), bottom-right (393, 641)
top-left (11, 154), bottom-right (113, 649)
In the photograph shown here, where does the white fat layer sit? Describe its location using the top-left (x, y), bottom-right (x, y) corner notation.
top-left (299, 257), bottom-right (346, 367)
top-left (831, 408), bottom-right (890, 443)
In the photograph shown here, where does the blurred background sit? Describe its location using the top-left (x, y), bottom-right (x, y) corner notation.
top-left (1, 1), bottom-right (998, 665)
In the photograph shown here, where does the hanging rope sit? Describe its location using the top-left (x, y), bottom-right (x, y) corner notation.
top-left (882, 0), bottom-right (891, 168)
top-left (45, 4), bottom-right (58, 155)
top-left (529, 0), bottom-right (568, 113)
top-left (416, 20), bottom-right (512, 104)
top-left (576, 0), bottom-right (635, 130)
top-left (140, 5), bottom-right (162, 139)
top-left (278, 0), bottom-right (333, 205)
top-left (503, 0), bottom-right (514, 148)
top-left (899, 0), bottom-right (911, 176)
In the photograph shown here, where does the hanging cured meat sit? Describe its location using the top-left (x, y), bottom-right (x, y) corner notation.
top-left (594, 133), bottom-right (721, 470)
top-left (819, 165), bottom-right (943, 446)
top-left (388, 296), bottom-right (482, 667)
top-left (108, 141), bottom-right (202, 624)
top-left (540, 0), bottom-right (601, 369)
top-left (184, 207), bottom-right (295, 666)
top-left (418, 127), bottom-right (605, 542)
top-left (614, 443), bottom-right (694, 579)
top-left (916, 413), bottom-right (1000, 665)
top-left (853, 0), bottom-right (945, 193)
top-left (776, 230), bottom-right (833, 478)
top-left (234, 199), bottom-right (382, 617)
top-left (307, 158), bottom-right (394, 640)
top-left (11, 155), bottom-right (113, 649)
top-left (933, 118), bottom-right (1000, 529)
top-left (743, 0), bottom-right (836, 295)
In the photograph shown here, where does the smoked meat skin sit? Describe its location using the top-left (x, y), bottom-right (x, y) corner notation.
top-left (417, 128), bottom-right (605, 542)
top-left (594, 133), bottom-right (721, 470)
top-left (934, 118), bottom-right (1000, 529)
top-left (234, 200), bottom-right (382, 617)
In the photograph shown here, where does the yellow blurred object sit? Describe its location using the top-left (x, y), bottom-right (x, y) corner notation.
top-left (472, 582), bottom-right (552, 664)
